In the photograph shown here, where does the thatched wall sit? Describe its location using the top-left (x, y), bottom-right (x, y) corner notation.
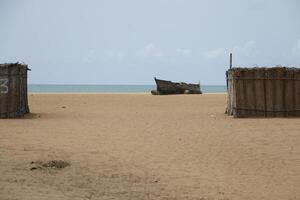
top-left (0, 63), bottom-right (30, 118)
top-left (226, 67), bottom-right (300, 118)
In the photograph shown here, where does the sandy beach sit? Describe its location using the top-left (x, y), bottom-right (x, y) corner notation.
top-left (0, 93), bottom-right (299, 200)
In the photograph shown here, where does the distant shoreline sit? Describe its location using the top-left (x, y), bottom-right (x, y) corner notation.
top-left (28, 84), bottom-right (227, 93)
top-left (28, 92), bottom-right (227, 95)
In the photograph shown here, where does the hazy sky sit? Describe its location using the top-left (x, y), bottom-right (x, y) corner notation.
top-left (0, 0), bottom-right (300, 84)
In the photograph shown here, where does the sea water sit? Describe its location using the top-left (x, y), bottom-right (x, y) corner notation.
top-left (28, 84), bottom-right (226, 93)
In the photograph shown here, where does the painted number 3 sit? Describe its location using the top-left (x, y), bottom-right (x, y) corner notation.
top-left (0, 78), bottom-right (8, 94)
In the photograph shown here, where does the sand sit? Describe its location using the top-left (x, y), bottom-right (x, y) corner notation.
top-left (0, 93), bottom-right (299, 200)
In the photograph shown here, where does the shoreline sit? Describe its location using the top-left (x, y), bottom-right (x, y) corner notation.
top-left (29, 92), bottom-right (227, 95)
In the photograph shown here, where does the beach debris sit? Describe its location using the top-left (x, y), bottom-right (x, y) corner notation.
top-left (151, 77), bottom-right (202, 95)
top-left (61, 106), bottom-right (67, 109)
top-left (30, 160), bottom-right (70, 171)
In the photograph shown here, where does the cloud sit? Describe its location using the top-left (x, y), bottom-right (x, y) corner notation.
top-left (84, 49), bottom-right (97, 63)
top-left (230, 40), bottom-right (259, 66)
top-left (176, 48), bottom-right (191, 57)
top-left (116, 52), bottom-right (125, 61)
top-left (202, 40), bottom-right (258, 65)
top-left (285, 39), bottom-right (300, 66)
top-left (231, 40), bottom-right (257, 57)
top-left (104, 51), bottom-right (127, 62)
top-left (136, 43), bottom-right (162, 59)
top-left (292, 39), bottom-right (300, 56)
top-left (203, 48), bottom-right (226, 60)
top-left (84, 50), bottom-right (126, 63)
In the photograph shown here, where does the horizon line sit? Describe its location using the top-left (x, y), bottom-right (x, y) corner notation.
top-left (28, 83), bottom-right (227, 86)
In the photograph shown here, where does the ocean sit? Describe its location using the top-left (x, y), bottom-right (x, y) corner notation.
top-left (28, 84), bottom-right (227, 93)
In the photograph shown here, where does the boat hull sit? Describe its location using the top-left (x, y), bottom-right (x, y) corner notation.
top-left (152, 78), bottom-right (202, 95)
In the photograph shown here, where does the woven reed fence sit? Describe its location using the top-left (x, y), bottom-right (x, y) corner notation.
top-left (0, 63), bottom-right (30, 118)
top-left (226, 67), bottom-right (300, 118)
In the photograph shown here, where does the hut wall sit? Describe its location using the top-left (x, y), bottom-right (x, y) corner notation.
top-left (226, 67), bottom-right (300, 118)
top-left (0, 63), bottom-right (30, 118)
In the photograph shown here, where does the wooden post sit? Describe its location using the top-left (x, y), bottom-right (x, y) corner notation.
top-left (226, 53), bottom-right (233, 114)
top-left (230, 53), bottom-right (232, 69)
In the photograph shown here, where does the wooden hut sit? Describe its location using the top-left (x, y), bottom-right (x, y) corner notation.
top-left (0, 63), bottom-right (30, 118)
top-left (226, 67), bottom-right (300, 118)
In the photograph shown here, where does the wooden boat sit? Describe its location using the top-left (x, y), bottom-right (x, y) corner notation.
top-left (151, 78), bottom-right (202, 95)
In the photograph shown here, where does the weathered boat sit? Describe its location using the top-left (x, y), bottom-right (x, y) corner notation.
top-left (151, 78), bottom-right (202, 95)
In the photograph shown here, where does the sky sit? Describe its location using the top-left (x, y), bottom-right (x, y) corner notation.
top-left (0, 0), bottom-right (300, 85)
